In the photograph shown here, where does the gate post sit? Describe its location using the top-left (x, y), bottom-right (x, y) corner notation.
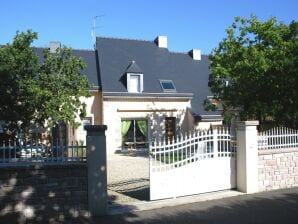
top-left (85, 125), bottom-right (108, 216)
top-left (236, 121), bottom-right (259, 193)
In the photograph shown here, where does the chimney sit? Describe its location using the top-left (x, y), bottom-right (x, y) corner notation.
top-left (189, 49), bottom-right (201, 60)
top-left (155, 36), bottom-right (167, 48)
top-left (50, 41), bottom-right (61, 53)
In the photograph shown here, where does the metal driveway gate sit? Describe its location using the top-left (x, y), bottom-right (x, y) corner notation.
top-left (149, 127), bottom-right (236, 200)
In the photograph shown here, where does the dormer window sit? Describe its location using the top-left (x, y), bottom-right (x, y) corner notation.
top-left (159, 80), bottom-right (176, 92)
top-left (125, 60), bottom-right (144, 93)
top-left (127, 73), bottom-right (143, 93)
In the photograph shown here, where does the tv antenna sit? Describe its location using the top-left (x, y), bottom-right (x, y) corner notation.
top-left (92, 15), bottom-right (105, 49)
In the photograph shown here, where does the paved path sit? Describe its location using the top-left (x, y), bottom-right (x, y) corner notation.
top-left (92, 187), bottom-right (298, 224)
top-left (107, 152), bottom-right (150, 203)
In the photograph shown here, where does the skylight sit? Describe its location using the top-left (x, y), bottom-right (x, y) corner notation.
top-left (159, 80), bottom-right (176, 92)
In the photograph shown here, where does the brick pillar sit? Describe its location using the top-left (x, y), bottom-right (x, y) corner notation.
top-left (85, 125), bottom-right (108, 216)
top-left (236, 121), bottom-right (259, 193)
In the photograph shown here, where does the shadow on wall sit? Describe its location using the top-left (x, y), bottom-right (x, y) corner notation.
top-left (148, 109), bottom-right (189, 142)
top-left (0, 163), bottom-right (89, 224)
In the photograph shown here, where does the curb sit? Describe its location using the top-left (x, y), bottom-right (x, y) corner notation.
top-left (108, 189), bottom-right (244, 215)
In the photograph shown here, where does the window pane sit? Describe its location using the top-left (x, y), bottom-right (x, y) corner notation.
top-left (162, 82), bottom-right (175, 89)
top-left (130, 75), bottom-right (140, 93)
top-left (160, 80), bottom-right (176, 92)
top-left (122, 119), bottom-right (148, 148)
top-left (122, 120), bottom-right (134, 144)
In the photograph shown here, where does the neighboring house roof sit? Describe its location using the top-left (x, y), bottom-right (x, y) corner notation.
top-left (34, 47), bottom-right (101, 91)
top-left (96, 37), bottom-right (220, 117)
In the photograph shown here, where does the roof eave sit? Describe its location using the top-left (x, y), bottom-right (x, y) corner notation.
top-left (193, 114), bottom-right (224, 122)
top-left (103, 92), bottom-right (193, 100)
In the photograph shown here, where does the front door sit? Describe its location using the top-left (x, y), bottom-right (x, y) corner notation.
top-left (165, 117), bottom-right (176, 142)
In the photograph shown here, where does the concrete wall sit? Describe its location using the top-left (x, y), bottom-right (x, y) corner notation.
top-left (0, 163), bottom-right (87, 222)
top-left (102, 97), bottom-right (191, 154)
top-left (258, 148), bottom-right (298, 191)
top-left (195, 120), bottom-right (223, 130)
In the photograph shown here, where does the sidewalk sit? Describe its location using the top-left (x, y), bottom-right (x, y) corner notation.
top-left (108, 189), bottom-right (244, 215)
top-left (1, 187), bottom-right (298, 223)
top-left (92, 187), bottom-right (298, 224)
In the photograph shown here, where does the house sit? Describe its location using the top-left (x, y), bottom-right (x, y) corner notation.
top-left (35, 36), bottom-right (222, 154)
top-left (86, 36), bottom-right (222, 154)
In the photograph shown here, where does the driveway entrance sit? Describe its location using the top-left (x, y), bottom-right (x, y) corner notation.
top-left (107, 151), bottom-right (149, 204)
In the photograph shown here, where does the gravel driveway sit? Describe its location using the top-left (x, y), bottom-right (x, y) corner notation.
top-left (107, 151), bottom-right (150, 204)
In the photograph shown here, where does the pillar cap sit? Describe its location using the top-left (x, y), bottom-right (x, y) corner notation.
top-left (84, 125), bottom-right (107, 132)
top-left (236, 120), bottom-right (259, 128)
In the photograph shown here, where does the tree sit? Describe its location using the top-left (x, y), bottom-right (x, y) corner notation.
top-left (206, 16), bottom-right (298, 128)
top-left (0, 30), bottom-right (91, 136)
top-left (0, 31), bottom-right (39, 133)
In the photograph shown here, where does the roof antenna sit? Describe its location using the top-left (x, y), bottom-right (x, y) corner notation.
top-left (92, 15), bottom-right (104, 49)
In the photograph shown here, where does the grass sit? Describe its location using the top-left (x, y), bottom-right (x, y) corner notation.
top-left (157, 153), bottom-right (186, 164)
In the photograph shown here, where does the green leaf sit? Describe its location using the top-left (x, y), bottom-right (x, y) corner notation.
top-left (206, 16), bottom-right (298, 128)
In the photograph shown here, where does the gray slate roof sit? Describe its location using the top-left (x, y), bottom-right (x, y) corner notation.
top-left (33, 37), bottom-right (220, 117)
top-left (96, 37), bottom-right (219, 117)
top-left (34, 47), bottom-right (100, 90)
top-left (125, 60), bottom-right (143, 74)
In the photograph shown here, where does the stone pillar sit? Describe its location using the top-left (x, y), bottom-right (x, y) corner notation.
top-left (236, 121), bottom-right (259, 193)
top-left (85, 125), bottom-right (108, 216)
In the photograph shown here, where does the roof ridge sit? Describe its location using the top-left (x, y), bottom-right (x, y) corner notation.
top-left (96, 36), bottom-right (209, 56)
top-left (33, 46), bottom-right (94, 52)
top-left (169, 51), bottom-right (209, 57)
top-left (96, 36), bottom-right (153, 43)
top-left (169, 50), bottom-right (188, 55)
top-left (72, 48), bottom-right (95, 52)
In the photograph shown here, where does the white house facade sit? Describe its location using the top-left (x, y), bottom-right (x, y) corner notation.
top-left (103, 94), bottom-right (193, 154)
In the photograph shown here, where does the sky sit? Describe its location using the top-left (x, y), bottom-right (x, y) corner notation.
top-left (1, 0), bottom-right (297, 54)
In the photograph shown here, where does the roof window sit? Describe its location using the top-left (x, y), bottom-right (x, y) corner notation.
top-left (159, 80), bottom-right (176, 92)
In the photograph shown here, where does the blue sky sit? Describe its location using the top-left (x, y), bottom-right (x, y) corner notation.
top-left (1, 0), bottom-right (297, 54)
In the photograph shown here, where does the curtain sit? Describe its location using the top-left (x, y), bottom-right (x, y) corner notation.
top-left (137, 120), bottom-right (148, 140)
top-left (121, 120), bottom-right (132, 137)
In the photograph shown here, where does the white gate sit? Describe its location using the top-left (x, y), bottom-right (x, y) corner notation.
top-left (149, 127), bottom-right (237, 200)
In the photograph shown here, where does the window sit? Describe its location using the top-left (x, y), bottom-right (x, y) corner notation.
top-left (121, 119), bottom-right (148, 148)
top-left (165, 117), bottom-right (176, 142)
top-left (159, 80), bottom-right (176, 92)
top-left (127, 73), bottom-right (143, 93)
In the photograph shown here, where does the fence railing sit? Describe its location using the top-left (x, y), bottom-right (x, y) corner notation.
top-left (0, 140), bottom-right (86, 165)
top-left (258, 127), bottom-right (298, 150)
top-left (150, 127), bottom-right (236, 172)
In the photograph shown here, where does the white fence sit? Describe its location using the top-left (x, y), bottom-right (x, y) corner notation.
top-left (0, 140), bottom-right (86, 164)
top-left (150, 127), bottom-right (236, 172)
top-left (258, 127), bottom-right (298, 150)
top-left (149, 127), bottom-right (237, 200)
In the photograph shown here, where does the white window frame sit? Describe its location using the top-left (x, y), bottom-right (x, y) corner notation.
top-left (127, 73), bottom-right (143, 93)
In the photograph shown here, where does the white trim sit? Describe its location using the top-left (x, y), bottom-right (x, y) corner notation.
top-left (127, 73), bottom-right (143, 93)
top-left (103, 92), bottom-right (193, 97)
